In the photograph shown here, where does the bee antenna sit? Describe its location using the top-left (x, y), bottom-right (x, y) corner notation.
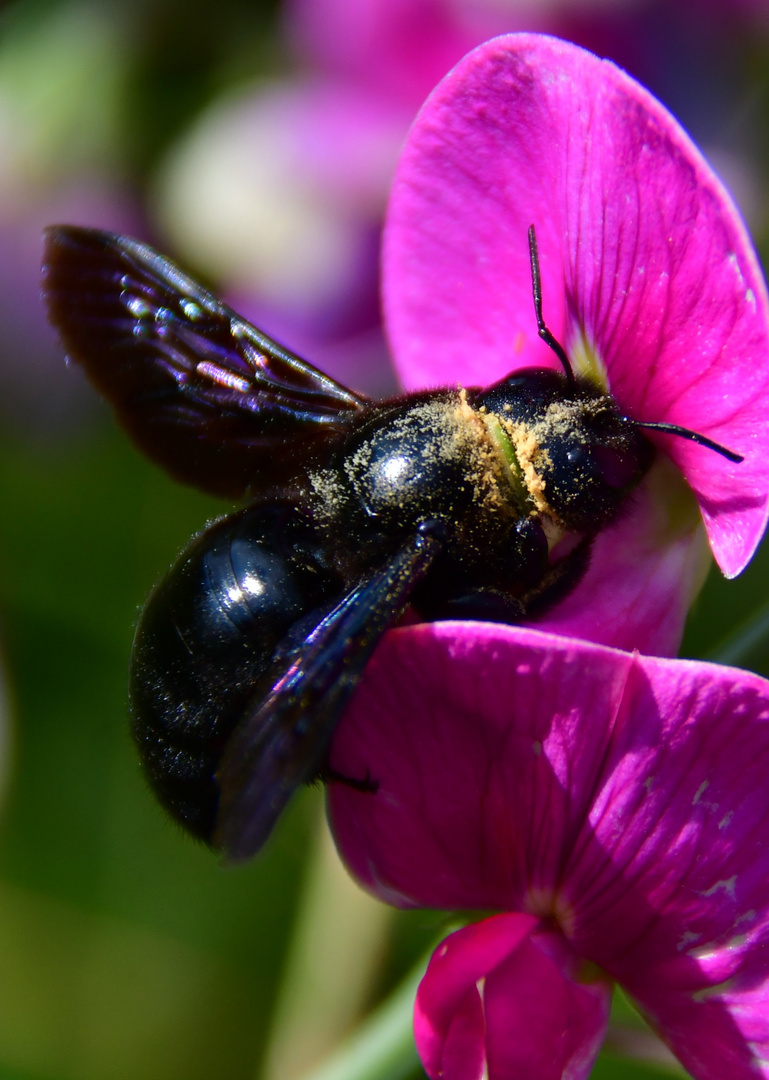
top-left (528, 225), bottom-right (574, 385)
top-left (634, 420), bottom-right (744, 463)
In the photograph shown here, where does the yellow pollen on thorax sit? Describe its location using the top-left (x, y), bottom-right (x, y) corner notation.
top-left (500, 418), bottom-right (552, 516)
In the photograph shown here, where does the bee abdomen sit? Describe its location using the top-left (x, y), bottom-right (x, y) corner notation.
top-left (129, 502), bottom-right (342, 842)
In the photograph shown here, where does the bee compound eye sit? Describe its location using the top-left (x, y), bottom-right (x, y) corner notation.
top-left (589, 444), bottom-right (643, 490)
top-left (564, 443), bottom-right (640, 491)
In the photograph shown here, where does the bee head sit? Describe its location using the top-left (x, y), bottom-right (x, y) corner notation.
top-left (477, 368), bottom-right (654, 533)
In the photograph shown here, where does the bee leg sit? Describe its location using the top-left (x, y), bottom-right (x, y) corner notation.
top-left (521, 538), bottom-right (592, 616)
top-left (321, 765), bottom-right (379, 794)
top-left (421, 590), bottom-right (527, 623)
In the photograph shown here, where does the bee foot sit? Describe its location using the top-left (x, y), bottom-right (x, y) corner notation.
top-left (323, 765), bottom-right (379, 795)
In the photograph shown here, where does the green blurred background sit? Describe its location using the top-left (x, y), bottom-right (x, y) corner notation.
top-left (0, 1), bottom-right (767, 1077)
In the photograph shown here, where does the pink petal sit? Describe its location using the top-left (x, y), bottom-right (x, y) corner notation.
top-left (415, 916), bottom-right (611, 1080)
top-left (524, 459), bottom-right (711, 655)
top-left (562, 653), bottom-right (769, 1078)
top-left (329, 626), bottom-right (769, 1075)
top-left (383, 34), bottom-right (769, 577)
top-left (415, 914), bottom-right (537, 1080)
top-left (286, 0), bottom-right (474, 104)
top-left (285, 0), bottom-right (529, 106)
top-left (483, 929), bottom-right (610, 1080)
top-left (422, 986), bottom-right (484, 1080)
top-left (327, 622), bottom-right (634, 908)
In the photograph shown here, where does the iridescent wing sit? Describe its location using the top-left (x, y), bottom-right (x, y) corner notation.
top-left (215, 524), bottom-right (443, 862)
top-left (42, 226), bottom-right (369, 498)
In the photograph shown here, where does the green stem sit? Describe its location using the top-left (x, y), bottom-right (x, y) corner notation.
top-left (704, 600), bottom-right (769, 670)
top-left (296, 961), bottom-right (425, 1080)
top-left (259, 802), bottom-right (395, 1080)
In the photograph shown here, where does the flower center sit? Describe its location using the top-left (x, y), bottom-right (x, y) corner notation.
top-left (569, 327), bottom-right (609, 392)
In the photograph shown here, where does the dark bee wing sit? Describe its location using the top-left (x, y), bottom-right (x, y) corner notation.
top-left (42, 226), bottom-right (369, 499)
top-left (215, 523), bottom-right (444, 862)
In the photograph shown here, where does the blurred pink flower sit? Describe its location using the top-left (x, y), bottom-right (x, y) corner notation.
top-left (284, 0), bottom-right (557, 106)
top-left (0, 3), bottom-right (141, 437)
top-left (154, 0), bottom-right (569, 394)
top-left (382, 34), bottom-right (769, 654)
top-left (0, 180), bottom-right (139, 436)
top-left (328, 622), bottom-right (769, 1079)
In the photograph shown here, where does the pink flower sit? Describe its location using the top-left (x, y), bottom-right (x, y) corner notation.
top-left (324, 37), bottom-right (769, 1078)
top-left (285, 0), bottom-right (545, 107)
top-left (328, 622), bottom-right (769, 1079)
top-left (0, 3), bottom-right (140, 437)
top-left (382, 34), bottom-right (769, 655)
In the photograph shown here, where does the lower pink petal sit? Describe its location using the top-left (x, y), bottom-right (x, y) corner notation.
top-left (430, 988), bottom-right (485, 1080)
top-left (416, 914), bottom-right (537, 1080)
top-left (559, 654), bottom-right (769, 1077)
top-left (416, 916), bottom-right (611, 1080)
top-left (627, 983), bottom-right (769, 1080)
top-left (330, 626), bottom-right (769, 1075)
top-left (485, 930), bottom-right (610, 1080)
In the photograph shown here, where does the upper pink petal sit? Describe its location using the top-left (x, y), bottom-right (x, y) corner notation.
top-left (383, 33), bottom-right (769, 577)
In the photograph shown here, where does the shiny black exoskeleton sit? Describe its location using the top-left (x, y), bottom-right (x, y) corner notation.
top-left (41, 225), bottom-right (742, 861)
top-left (129, 503), bottom-right (342, 841)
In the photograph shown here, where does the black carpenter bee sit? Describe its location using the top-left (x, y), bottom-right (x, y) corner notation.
top-left (42, 225), bottom-right (741, 862)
